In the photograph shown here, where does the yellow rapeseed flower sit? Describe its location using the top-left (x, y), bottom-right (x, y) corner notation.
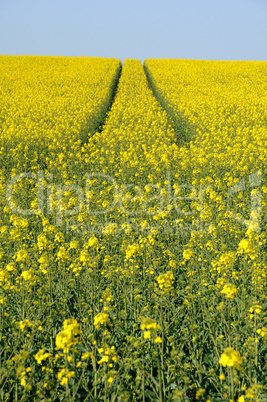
top-left (219, 347), bottom-right (243, 370)
top-left (221, 283), bottom-right (237, 298)
top-left (93, 312), bottom-right (109, 329)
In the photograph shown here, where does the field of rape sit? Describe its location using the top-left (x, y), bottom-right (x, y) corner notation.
top-left (0, 56), bottom-right (121, 174)
top-left (0, 56), bottom-right (267, 401)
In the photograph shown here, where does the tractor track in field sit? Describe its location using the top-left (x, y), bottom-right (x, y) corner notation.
top-left (93, 63), bottom-right (122, 135)
top-left (143, 64), bottom-right (181, 146)
top-left (88, 61), bottom-right (182, 147)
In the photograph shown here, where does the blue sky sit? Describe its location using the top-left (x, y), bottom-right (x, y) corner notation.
top-left (0, 0), bottom-right (266, 62)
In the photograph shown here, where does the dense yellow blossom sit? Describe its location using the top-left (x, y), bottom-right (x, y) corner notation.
top-left (156, 271), bottom-right (174, 291)
top-left (0, 56), bottom-right (267, 399)
top-left (93, 312), bottom-right (109, 329)
top-left (221, 283), bottom-right (237, 298)
top-left (219, 347), bottom-right (243, 370)
top-left (55, 319), bottom-right (82, 353)
top-left (35, 349), bottom-right (51, 365)
top-left (0, 56), bottom-right (121, 153)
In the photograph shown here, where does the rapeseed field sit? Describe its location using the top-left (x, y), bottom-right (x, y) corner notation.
top-left (0, 56), bottom-right (266, 401)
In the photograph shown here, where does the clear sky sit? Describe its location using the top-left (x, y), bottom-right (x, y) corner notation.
top-left (0, 0), bottom-right (266, 62)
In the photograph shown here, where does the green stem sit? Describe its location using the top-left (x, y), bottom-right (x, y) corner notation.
top-left (142, 356), bottom-right (145, 402)
top-left (230, 367), bottom-right (234, 400)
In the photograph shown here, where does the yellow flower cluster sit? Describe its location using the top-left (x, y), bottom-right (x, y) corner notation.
top-left (156, 271), bottom-right (174, 291)
top-left (57, 369), bottom-right (75, 386)
top-left (256, 327), bottom-right (267, 338)
top-left (182, 249), bottom-right (194, 261)
top-left (97, 345), bottom-right (117, 365)
top-left (35, 349), bottom-right (51, 365)
top-left (221, 283), bottom-right (237, 299)
top-left (19, 319), bottom-right (33, 332)
top-left (125, 243), bottom-right (141, 260)
top-left (140, 316), bottom-right (162, 342)
top-left (93, 312), bottom-right (109, 329)
top-left (219, 347), bottom-right (243, 370)
top-left (55, 318), bottom-right (82, 353)
top-left (249, 304), bottom-right (262, 319)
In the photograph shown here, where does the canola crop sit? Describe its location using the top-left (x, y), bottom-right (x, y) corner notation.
top-left (0, 57), bottom-right (267, 401)
top-left (0, 55), bottom-right (121, 173)
top-left (144, 59), bottom-right (267, 167)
